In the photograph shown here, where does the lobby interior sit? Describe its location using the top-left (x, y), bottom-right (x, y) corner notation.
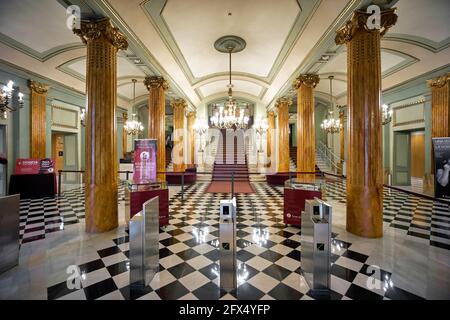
top-left (0, 0), bottom-right (449, 301)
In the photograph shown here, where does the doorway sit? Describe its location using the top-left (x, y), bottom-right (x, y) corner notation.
top-left (393, 130), bottom-right (425, 187)
top-left (410, 131), bottom-right (425, 189)
top-left (52, 131), bottom-right (79, 185)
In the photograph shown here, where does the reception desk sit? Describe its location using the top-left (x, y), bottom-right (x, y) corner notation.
top-left (9, 173), bottom-right (56, 199)
top-left (125, 180), bottom-right (169, 227)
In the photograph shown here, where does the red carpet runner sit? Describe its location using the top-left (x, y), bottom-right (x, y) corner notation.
top-left (206, 129), bottom-right (255, 194)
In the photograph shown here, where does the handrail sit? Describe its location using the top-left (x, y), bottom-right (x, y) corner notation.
top-left (317, 141), bottom-right (344, 174)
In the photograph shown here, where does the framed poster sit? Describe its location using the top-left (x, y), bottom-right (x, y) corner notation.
top-left (133, 139), bottom-right (157, 182)
top-left (432, 138), bottom-right (450, 199)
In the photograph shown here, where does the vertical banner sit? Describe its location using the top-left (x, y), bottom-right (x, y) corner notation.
top-left (433, 138), bottom-right (450, 199)
top-left (133, 139), bottom-right (157, 182)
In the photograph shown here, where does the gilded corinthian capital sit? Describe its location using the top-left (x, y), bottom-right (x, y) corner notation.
top-left (335, 8), bottom-right (398, 45)
top-left (73, 17), bottom-right (128, 50)
top-left (144, 76), bottom-right (169, 91)
top-left (293, 74), bottom-right (320, 89)
top-left (275, 97), bottom-right (293, 108)
top-left (29, 80), bottom-right (49, 94)
top-left (428, 73), bottom-right (450, 88)
top-left (170, 98), bottom-right (187, 110)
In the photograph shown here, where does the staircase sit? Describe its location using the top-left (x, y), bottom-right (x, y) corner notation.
top-left (289, 146), bottom-right (321, 173)
top-left (212, 129), bottom-right (250, 182)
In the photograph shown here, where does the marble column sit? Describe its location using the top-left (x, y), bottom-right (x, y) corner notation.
top-left (171, 98), bottom-right (187, 172)
top-left (144, 76), bottom-right (168, 181)
top-left (73, 17), bottom-right (128, 233)
top-left (187, 111), bottom-right (196, 167)
top-left (29, 80), bottom-right (49, 159)
top-left (267, 111), bottom-right (275, 167)
top-left (293, 74), bottom-right (320, 182)
top-left (429, 73), bottom-right (450, 138)
top-left (427, 73), bottom-right (450, 188)
top-left (336, 9), bottom-right (397, 238)
top-left (276, 97), bottom-right (292, 173)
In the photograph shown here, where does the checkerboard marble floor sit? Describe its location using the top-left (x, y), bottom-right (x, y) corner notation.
top-left (325, 180), bottom-right (450, 251)
top-left (2, 181), bottom-right (449, 300)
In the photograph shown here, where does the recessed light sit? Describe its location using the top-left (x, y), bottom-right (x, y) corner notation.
top-left (133, 58), bottom-right (142, 64)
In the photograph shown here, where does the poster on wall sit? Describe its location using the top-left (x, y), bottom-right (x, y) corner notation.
top-left (433, 138), bottom-right (450, 199)
top-left (133, 139), bottom-right (157, 182)
top-left (15, 158), bottom-right (55, 175)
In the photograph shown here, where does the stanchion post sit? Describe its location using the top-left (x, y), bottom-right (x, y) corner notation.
top-left (231, 171), bottom-right (234, 199)
top-left (126, 171), bottom-right (130, 181)
top-left (58, 170), bottom-right (62, 197)
top-left (181, 173), bottom-right (184, 203)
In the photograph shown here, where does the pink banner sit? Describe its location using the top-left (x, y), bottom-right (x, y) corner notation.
top-left (133, 139), bottom-right (157, 182)
top-left (15, 158), bottom-right (55, 175)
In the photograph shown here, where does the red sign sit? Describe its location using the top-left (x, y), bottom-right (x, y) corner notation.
top-left (133, 139), bottom-right (157, 182)
top-left (15, 158), bottom-right (55, 175)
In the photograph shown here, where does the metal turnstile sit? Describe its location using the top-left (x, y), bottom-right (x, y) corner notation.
top-left (0, 194), bottom-right (20, 274)
top-left (129, 196), bottom-right (159, 291)
top-left (219, 197), bottom-right (237, 292)
top-left (301, 198), bottom-right (332, 294)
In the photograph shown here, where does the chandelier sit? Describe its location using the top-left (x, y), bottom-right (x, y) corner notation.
top-left (210, 36), bottom-right (249, 129)
top-left (382, 104), bottom-right (393, 125)
top-left (1, 80), bottom-right (24, 120)
top-left (124, 79), bottom-right (144, 135)
top-left (321, 76), bottom-right (342, 134)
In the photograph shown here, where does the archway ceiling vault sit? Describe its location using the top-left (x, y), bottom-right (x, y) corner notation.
top-left (0, 0), bottom-right (449, 112)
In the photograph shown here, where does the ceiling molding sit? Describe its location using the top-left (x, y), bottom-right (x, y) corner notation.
top-left (0, 32), bottom-right (84, 62)
top-left (268, 0), bottom-right (366, 110)
top-left (192, 73), bottom-right (270, 89)
top-left (141, 0), bottom-right (321, 86)
top-left (383, 34), bottom-right (450, 53)
top-left (69, 0), bottom-right (196, 110)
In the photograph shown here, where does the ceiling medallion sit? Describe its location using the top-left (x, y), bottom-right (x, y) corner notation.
top-left (214, 35), bottom-right (246, 53)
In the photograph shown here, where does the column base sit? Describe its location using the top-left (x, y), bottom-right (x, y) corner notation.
top-left (85, 183), bottom-right (118, 233)
top-left (346, 184), bottom-right (383, 238)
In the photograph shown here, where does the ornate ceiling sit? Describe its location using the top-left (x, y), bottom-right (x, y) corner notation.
top-left (0, 0), bottom-right (449, 111)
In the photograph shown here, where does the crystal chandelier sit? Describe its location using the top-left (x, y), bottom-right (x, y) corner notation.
top-left (1, 80), bottom-right (24, 120)
top-left (382, 104), bottom-right (393, 125)
top-left (124, 79), bottom-right (144, 135)
top-left (209, 46), bottom-right (249, 129)
top-left (321, 76), bottom-right (342, 134)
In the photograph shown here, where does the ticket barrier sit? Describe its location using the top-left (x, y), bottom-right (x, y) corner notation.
top-left (129, 196), bottom-right (159, 292)
top-left (219, 197), bottom-right (237, 292)
top-left (301, 198), bottom-right (332, 294)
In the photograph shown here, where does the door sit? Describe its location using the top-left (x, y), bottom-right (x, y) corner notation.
top-left (52, 133), bottom-right (64, 172)
top-left (411, 132), bottom-right (425, 178)
top-left (63, 134), bottom-right (78, 183)
top-left (393, 131), bottom-right (411, 186)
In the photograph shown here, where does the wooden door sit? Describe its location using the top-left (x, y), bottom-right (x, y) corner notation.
top-left (411, 132), bottom-right (425, 178)
top-left (52, 133), bottom-right (64, 172)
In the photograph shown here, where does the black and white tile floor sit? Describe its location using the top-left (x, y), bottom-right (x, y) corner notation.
top-left (325, 180), bottom-right (450, 250)
top-left (10, 179), bottom-right (450, 300)
top-left (40, 181), bottom-right (442, 300)
top-left (18, 182), bottom-right (126, 244)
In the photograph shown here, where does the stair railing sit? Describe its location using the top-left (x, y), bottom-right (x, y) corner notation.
top-left (317, 141), bottom-right (345, 175)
